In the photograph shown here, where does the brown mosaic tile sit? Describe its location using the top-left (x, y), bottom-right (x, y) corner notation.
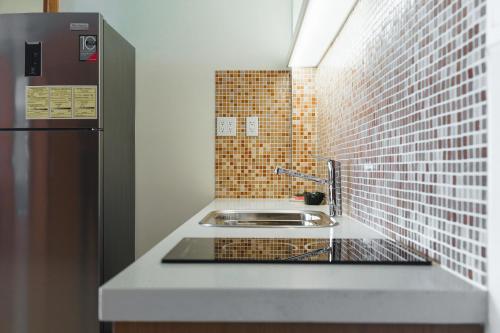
top-left (315, 0), bottom-right (488, 285)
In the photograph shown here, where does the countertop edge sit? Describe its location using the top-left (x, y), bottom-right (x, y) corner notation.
top-left (100, 288), bottom-right (487, 323)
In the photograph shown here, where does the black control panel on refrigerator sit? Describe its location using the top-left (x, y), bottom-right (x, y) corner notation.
top-left (25, 41), bottom-right (42, 76)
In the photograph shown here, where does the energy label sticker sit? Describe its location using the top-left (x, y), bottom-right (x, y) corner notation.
top-left (73, 86), bottom-right (97, 118)
top-left (49, 87), bottom-right (73, 118)
top-left (25, 85), bottom-right (98, 120)
top-left (26, 86), bottom-right (50, 119)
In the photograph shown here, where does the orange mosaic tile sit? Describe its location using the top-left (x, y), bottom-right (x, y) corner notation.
top-left (215, 70), bottom-right (292, 198)
top-left (215, 70), bottom-right (319, 199)
top-left (291, 68), bottom-right (319, 195)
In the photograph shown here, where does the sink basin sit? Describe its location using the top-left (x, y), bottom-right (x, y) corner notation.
top-left (198, 210), bottom-right (337, 227)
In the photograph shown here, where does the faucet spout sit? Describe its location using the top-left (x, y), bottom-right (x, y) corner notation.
top-left (274, 167), bottom-right (328, 185)
top-left (274, 159), bottom-right (341, 218)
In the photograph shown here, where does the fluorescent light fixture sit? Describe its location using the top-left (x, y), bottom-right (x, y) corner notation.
top-left (289, 0), bottom-right (357, 68)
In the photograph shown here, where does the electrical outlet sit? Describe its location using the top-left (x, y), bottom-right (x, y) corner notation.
top-left (216, 117), bottom-right (236, 136)
top-left (246, 116), bottom-right (259, 136)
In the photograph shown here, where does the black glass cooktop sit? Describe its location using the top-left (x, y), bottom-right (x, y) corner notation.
top-left (161, 238), bottom-right (431, 265)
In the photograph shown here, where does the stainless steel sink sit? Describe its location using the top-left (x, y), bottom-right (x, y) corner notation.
top-left (199, 210), bottom-right (337, 227)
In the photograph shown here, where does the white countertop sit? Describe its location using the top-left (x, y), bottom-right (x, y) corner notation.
top-left (99, 199), bottom-right (487, 324)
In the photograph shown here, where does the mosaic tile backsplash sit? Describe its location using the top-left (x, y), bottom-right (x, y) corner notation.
top-left (291, 68), bottom-right (319, 195)
top-left (215, 70), bottom-right (320, 198)
top-left (215, 71), bottom-right (292, 198)
top-left (316, 0), bottom-right (488, 285)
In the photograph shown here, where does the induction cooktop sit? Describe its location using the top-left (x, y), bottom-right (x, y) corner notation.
top-left (161, 238), bottom-right (432, 265)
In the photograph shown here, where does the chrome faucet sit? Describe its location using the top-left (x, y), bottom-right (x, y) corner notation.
top-left (274, 158), bottom-right (341, 218)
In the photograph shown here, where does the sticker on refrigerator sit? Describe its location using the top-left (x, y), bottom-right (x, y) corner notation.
top-left (25, 85), bottom-right (98, 120)
top-left (73, 86), bottom-right (97, 118)
top-left (79, 35), bottom-right (97, 62)
top-left (26, 86), bottom-right (49, 119)
top-left (49, 87), bottom-right (73, 118)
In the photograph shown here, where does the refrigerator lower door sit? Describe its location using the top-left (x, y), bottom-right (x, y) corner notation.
top-left (0, 130), bottom-right (100, 333)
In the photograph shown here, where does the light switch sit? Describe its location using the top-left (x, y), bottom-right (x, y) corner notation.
top-left (216, 117), bottom-right (236, 136)
top-left (246, 116), bottom-right (258, 136)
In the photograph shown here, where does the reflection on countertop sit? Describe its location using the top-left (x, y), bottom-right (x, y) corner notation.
top-left (162, 237), bottom-right (431, 265)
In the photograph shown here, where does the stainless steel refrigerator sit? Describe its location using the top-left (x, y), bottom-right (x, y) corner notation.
top-left (0, 13), bottom-right (135, 333)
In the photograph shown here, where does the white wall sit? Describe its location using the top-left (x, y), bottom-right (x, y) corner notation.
top-left (0, 0), bottom-right (41, 13)
top-left (58, 0), bottom-right (292, 256)
top-left (488, 0), bottom-right (500, 332)
top-left (292, 0), bottom-right (304, 34)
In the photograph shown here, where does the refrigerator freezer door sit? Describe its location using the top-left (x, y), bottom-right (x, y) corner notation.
top-left (0, 130), bottom-right (100, 333)
top-left (0, 13), bottom-right (100, 129)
